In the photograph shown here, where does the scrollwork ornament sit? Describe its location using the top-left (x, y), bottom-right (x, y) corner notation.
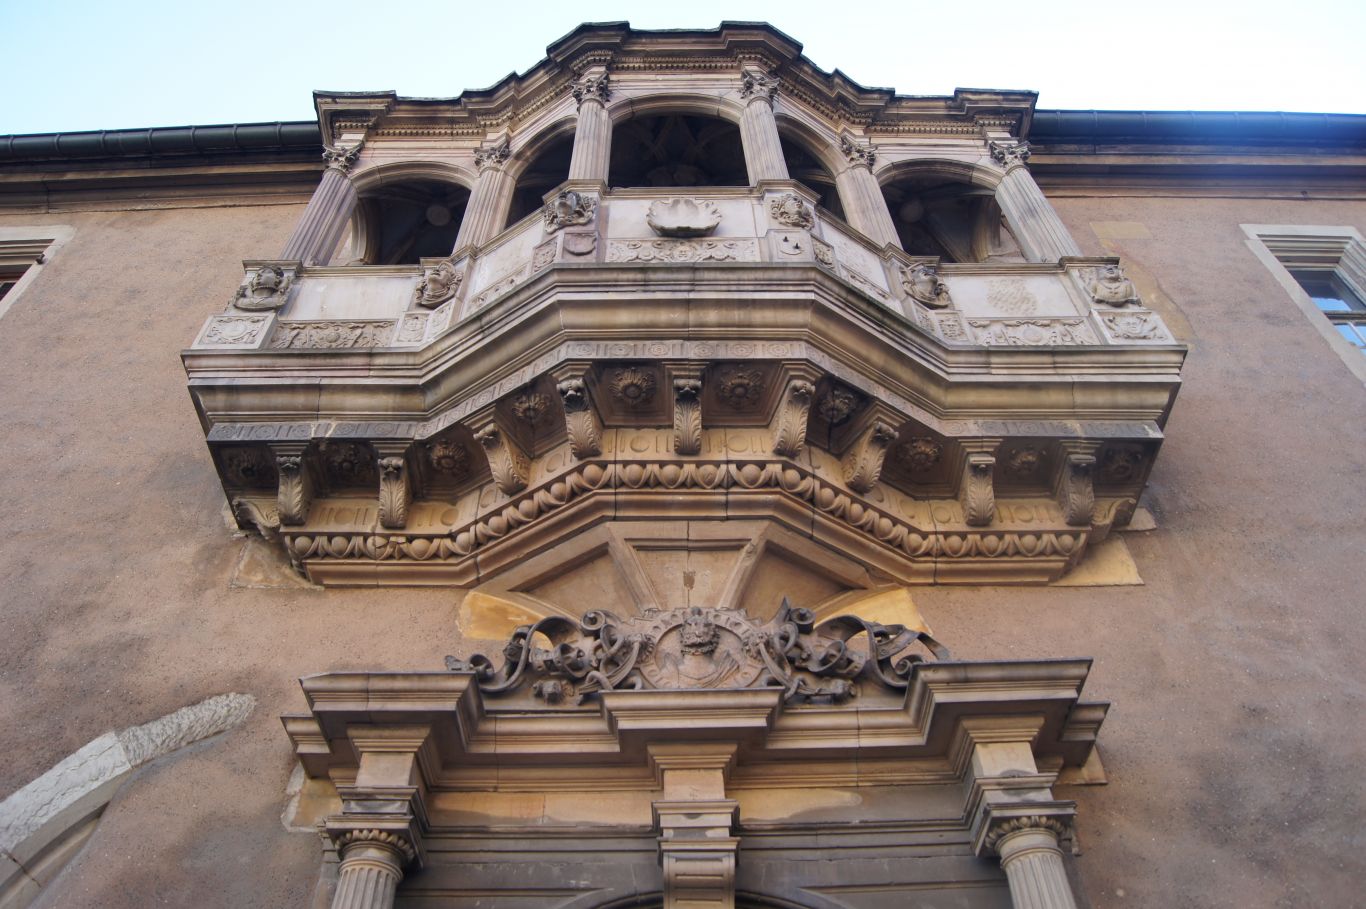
top-left (960, 453), bottom-right (996, 526)
top-left (444, 598), bottom-right (949, 704)
top-left (474, 425), bottom-right (529, 494)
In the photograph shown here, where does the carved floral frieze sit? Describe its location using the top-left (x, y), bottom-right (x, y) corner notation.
top-left (1099, 445), bottom-right (1145, 483)
top-left (1004, 446), bottom-right (1044, 480)
top-left (270, 320), bottom-right (395, 349)
top-left (202, 315), bottom-right (270, 346)
top-left (322, 441), bottom-right (376, 487)
top-left (606, 238), bottom-right (758, 263)
top-left (1099, 311), bottom-right (1171, 342)
top-left (968, 319), bottom-right (1098, 347)
top-left (445, 600), bottom-right (949, 705)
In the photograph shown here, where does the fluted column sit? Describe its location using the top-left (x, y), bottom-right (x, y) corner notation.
top-left (989, 141), bottom-right (1082, 263)
top-left (453, 140), bottom-right (515, 253)
top-left (988, 820), bottom-right (1079, 909)
top-left (330, 831), bottom-right (414, 909)
top-left (738, 70), bottom-right (788, 183)
top-left (280, 144), bottom-right (361, 265)
top-left (834, 136), bottom-right (900, 249)
top-left (568, 71), bottom-right (612, 182)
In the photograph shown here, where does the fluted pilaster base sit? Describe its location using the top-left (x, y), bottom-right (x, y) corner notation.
top-left (993, 167), bottom-right (1082, 263)
top-left (997, 829), bottom-right (1079, 909)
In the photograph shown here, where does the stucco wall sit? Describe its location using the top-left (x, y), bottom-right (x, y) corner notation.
top-left (0, 193), bottom-right (1364, 907)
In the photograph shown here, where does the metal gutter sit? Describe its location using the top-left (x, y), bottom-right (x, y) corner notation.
top-left (1029, 110), bottom-right (1366, 148)
top-left (0, 122), bottom-right (322, 162)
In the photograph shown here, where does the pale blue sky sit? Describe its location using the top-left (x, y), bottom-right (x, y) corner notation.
top-left (4, 0), bottom-right (1364, 134)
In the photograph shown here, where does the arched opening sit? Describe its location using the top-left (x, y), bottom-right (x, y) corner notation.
top-left (880, 173), bottom-right (1023, 263)
top-left (609, 114), bottom-right (748, 188)
top-left (352, 179), bottom-right (471, 265)
top-left (780, 135), bottom-right (843, 219)
top-left (506, 134), bottom-right (574, 227)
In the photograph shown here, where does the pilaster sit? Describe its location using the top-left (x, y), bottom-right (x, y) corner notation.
top-left (649, 743), bottom-right (740, 909)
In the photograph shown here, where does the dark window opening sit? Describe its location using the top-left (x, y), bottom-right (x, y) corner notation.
top-left (881, 177), bottom-right (1023, 263)
top-left (360, 180), bottom-right (471, 265)
top-left (610, 115), bottom-right (748, 188)
top-left (780, 138), bottom-right (843, 219)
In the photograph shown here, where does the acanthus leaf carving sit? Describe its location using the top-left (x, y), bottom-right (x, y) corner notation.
top-left (771, 379), bottom-right (814, 457)
top-left (444, 598), bottom-right (949, 704)
top-left (270, 320), bottom-right (395, 350)
top-left (474, 424), bottom-right (529, 495)
top-left (322, 140), bottom-right (363, 173)
top-left (982, 815), bottom-right (1073, 855)
top-left (557, 378), bottom-right (602, 459)
top-left (329, 829), bottom-right (417, 865)
top-left (968, 318), bottom-right (1097, 347)
top-left (673, 379), bottom-right (702, 455)
top-left (571, 72), bottom-right (611, 108)
top-left (378, 455), bottom-right (410, 530)
top-left (960, 452), bottom-right (996, 527)
top-left (842, 421), bottom-right (897, 493)
top-left (473, 140), bottom-right (511, 172)
top-left (839, 135), bottom-right (876, 169)
top-left (276, 453), bottom-right (312, 526)
top-left (1056, 451), bottom-right (1096, 526)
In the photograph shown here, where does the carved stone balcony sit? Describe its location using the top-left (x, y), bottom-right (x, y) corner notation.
top-left (184, 181), bottom-right (1184, 589)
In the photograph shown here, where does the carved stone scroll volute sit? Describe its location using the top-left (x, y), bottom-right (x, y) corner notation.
top-left (771, 379), bottom-right (814, 457)
top-left (271, 444), bottom-right (312, 526)
top-left (556, 377), bottom-right (602, 459)
top-left (376, 447), bottom-right (411, 530)
top-left (474, 423), bottom-right (530, 495)
top-left (673, 377), bottom-right (703, 455)
top-left (842, 421), bottom-right (897, 493)
top-left (960, 451), bottom-right (997, 527)
top-left (1055, 443), bottom-right (1098, 526)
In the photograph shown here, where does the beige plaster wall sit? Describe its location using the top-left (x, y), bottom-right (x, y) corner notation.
top-left (0, 192), bottom-right (1364, 908)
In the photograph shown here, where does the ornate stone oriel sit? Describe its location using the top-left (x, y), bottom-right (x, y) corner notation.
top-left (444, 599), bottom-right (950, 704)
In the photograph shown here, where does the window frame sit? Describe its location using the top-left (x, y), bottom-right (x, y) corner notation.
top-left (1243, 224), bottom-right (1366, 384)
top-left (0, 226), bottom-right (74, 322)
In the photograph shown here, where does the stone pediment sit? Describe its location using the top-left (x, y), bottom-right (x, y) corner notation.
top-left (445, 599), bottom-right (951, 706)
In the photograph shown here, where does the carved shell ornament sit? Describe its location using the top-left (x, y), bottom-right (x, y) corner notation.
top-left (445, 599), bottom-right (950, 705)
top-left (646, 198), bottom-right (723, 237)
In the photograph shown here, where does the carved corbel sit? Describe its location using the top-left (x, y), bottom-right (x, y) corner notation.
top-left (673, 377), bottom-right (703, 455)
top-left (376, 448), bottom-right (411, 530)
top-left (1055, 443), bottom-right (1099, 526)
top-left (842, 421), bottom-right (897, 493)
top-left (960, 451), bottom-right (997, 527)
top-left (474, 423), bottom-right (529, 494)
top-left (271, 445), bottom-right (313, 526)
top-left (556, 377), bottom-right (602, 459)
top-left (771, 379), bottom-right (815, 457)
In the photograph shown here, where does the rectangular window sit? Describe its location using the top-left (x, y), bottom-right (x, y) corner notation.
top-left (1243, 225), bottom-right (1366, 381)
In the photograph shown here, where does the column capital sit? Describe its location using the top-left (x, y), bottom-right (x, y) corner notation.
top-left (572, 71), bottom-right (611, 109)
top-left (839, 134), bottom-right (876, 170)
top-left (322, 140), bottom-right (364, 175)
top-left (973, 803), bottom-right (1076, 858)
top-left (740, 69), bottom-right (779, 104)
top-left (327, 826), bottom-right (418, 866)
top-left (474, 139), bottom-right (511, 173)
top-left (989, 139), bottom-right (1032, 171)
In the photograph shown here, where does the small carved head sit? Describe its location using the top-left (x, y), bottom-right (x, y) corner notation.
top-left (680, 608), bottom-right (720, 655)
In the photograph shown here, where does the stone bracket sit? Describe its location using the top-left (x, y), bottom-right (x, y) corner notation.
top-left (374, 442), bottom-right (411, 530)
top-left (770, 377), bottom-right (815, 457)
top-left (1054, 441), bottom-right (1100, 526)
top-left (473, 422), bottom-right (530, 494)
top-left (556, 375), bottom-right (603, 459)
top-left (270, 441), bottom-right (313, 526)
top-left (842, 420), bottom-right (897, 493)
top-left (672, 374), bottom-right (703, 455)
